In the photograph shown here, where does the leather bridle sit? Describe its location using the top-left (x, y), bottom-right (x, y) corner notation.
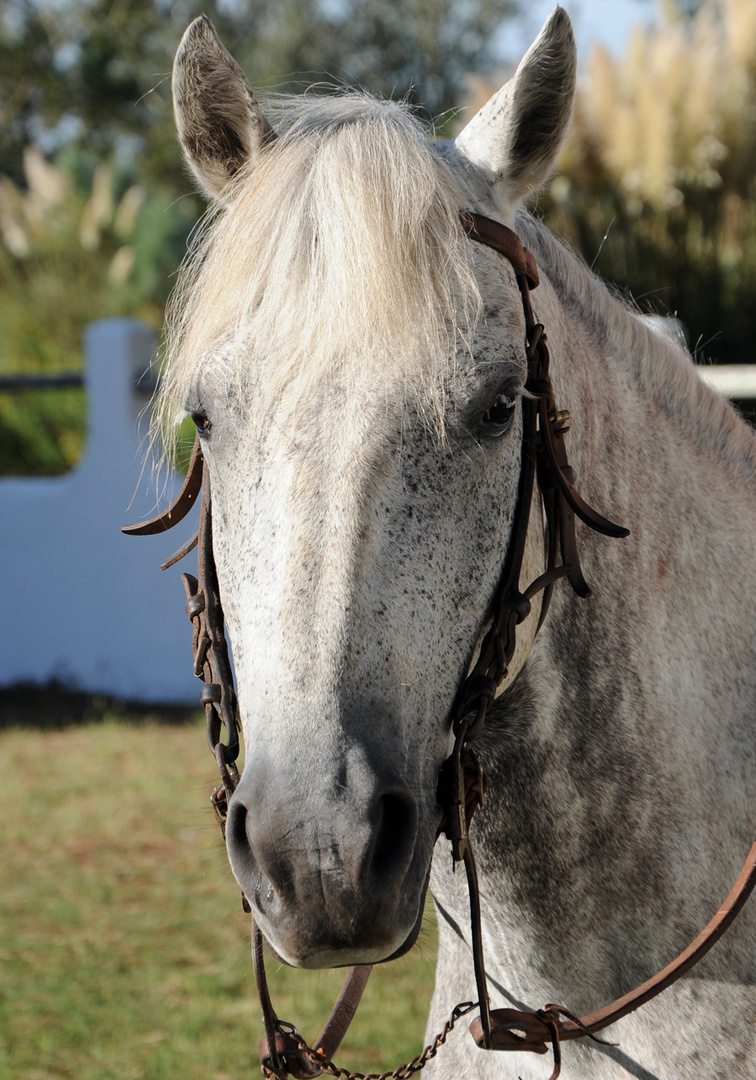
top-left (124, 211), bottom-right (756, 1080)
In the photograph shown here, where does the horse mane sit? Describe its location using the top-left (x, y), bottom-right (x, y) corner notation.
top-left (157, 93), bottom-right (481, 449)
top-left (518, 215), bottom-right (756, 483)
top-left (156, 88), bottom-right (755, 480)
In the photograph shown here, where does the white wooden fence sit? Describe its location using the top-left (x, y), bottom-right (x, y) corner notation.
top-left (697, 365), bottom-right (756, 399)
top-left (1, 319), bottom-right (197, 703)
top-left (1, 318), bottom-right (753, 703)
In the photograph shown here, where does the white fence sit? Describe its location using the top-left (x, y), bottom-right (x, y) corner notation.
top-left (1, 319), bottom-right (197, 703)
top-left (697, 365), bottom-right (756, 399)
top-left (1, 319), bottom-right (754, 704)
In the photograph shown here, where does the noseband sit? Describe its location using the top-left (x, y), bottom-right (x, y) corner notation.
top-left (125, 212), bottom-right (756, 1080)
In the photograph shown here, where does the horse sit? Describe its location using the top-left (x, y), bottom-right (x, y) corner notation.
top-left (156, 8), bottom-right (756, 1077)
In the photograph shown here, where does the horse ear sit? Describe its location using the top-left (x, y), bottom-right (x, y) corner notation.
top-left (172, 15), bottom-right (272, 200)
top-left (454, 6), bottom-right (576, 215)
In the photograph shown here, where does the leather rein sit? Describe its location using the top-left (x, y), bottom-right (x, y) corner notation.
top-left (124, 211), bottom-right (756, 1080)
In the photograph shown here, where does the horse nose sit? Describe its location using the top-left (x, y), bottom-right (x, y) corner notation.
top-left (224, 765), bottom-right (420, 964)
top-left (226, 778), bottom-right (419, 897)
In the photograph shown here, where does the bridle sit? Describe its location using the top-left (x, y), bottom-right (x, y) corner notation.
top-left (124, 211), bottom-right (756, 1080)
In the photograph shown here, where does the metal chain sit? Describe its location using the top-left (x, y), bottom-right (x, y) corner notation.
top-left (261, 1002), bottom-right (479, 1080)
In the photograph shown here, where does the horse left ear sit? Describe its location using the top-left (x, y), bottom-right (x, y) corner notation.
top-left (453, 6), bottom-right (576, 216)
top-left (172, 15), bottom-right (272, 201)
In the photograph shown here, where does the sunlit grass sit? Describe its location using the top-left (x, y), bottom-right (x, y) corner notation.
top-left (0, 721), bottom-right (437, 1080)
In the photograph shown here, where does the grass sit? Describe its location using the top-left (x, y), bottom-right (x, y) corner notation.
top-left (0, 719), bottom-right (438, 1080)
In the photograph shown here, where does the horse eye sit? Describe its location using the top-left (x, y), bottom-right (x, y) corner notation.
top-left (191, 410), bottom-right (211, 437)
top-left (482, 392), bottom-right (517, 433)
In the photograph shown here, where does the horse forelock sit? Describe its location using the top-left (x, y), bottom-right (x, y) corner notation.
top-left (157, 93), bottom-right (482, 451)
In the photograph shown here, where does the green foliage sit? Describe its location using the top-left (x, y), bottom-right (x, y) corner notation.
top-left (0, 0), bottom-right (519, 186)
top-left (0, 147), bottom-right (198, 473)
top-left (0, 386), bottom-right (86, 475)
top-left (301, 0), bottom-right (519, 122)
top-left (0, 720), bottom-right (438, 1080)
top-left (0, 148), bottom-right (198, 367)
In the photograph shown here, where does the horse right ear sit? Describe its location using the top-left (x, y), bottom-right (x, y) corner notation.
top-left (172, 16), bottom-right (272, 201)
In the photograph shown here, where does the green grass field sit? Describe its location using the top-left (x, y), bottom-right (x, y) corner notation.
top-left (0, 719), bottom-right (438, 1080)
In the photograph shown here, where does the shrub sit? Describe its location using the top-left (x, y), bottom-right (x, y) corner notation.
top-left (0, 150), bottom-right (197, 473)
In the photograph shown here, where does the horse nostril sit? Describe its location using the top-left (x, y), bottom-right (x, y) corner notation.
top-left (369, 791), bottom-right (418, 880)
top-left (226, 796), bottom-right (254, 871)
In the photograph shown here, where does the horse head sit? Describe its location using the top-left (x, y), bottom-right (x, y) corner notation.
top-left (164, 10), bottom-right (577, 969)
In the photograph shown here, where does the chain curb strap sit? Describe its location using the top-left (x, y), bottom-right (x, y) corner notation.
top-left (259, 999), bottom-right (481, 1080)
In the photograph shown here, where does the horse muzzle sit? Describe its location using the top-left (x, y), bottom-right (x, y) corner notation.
top-left (225, 755), bottom-right (431, 967)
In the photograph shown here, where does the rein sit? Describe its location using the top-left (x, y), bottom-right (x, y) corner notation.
top-left (124, 211), bottom-right (756, 1080)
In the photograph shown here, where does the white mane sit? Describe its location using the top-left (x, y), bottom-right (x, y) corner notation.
top-left (158, 94), bottom-right (481, 446)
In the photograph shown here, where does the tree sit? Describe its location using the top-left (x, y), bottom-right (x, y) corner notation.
top-left (0, 0), bottom-right (520, 187)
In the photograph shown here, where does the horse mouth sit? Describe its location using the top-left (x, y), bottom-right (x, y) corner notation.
top-left (381, 874), bottom-right (429, 961)
top-left (226, 764), bottom-right (438, 969)
top-left (241, 845), bottom-right (433, 970)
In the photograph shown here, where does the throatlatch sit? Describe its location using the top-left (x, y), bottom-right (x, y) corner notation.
top-left (124, 212), bottom-right (756, 1080)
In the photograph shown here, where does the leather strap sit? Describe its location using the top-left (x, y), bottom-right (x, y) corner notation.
top-left (453, 212), bottom-right (628, 737)
top-left (122, 435), bottom-right (204, 535)
top-left (461, 211), bottom-right (540, 288)
top-left (470, 836), bottom-right (756, 1056)
top-left (314, 965), bottom-right (373, 1061)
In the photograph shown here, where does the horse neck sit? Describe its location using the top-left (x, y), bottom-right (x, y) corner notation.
top-left (527, 221), bottom-right (756, 637)
top-left (467, 226), bottom-right (756, 1006)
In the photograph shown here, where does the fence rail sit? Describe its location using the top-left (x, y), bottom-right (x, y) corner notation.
top-left (0, 371), bottom-right (160, 393)
top-left (696, 365), bottom-right (756, 399)
top-left (0, 372), bottom-right (84, 391)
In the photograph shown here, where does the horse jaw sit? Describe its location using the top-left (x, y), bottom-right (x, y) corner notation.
top-left (452, 5), bottom-right (576, 222)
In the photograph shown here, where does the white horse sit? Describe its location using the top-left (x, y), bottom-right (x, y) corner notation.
top-left (160, 8), bottom-right (756, 1077)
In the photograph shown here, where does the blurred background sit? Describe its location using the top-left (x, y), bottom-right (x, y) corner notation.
top-left (2, 3), bottom-right (756, 1078)
top-left (1, 0), bottom-right (755, 480)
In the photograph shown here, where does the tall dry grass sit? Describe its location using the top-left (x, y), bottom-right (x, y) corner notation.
top-left (554, 0), bottom-right (756, 364)
top-left (468, 0), bottom-right (756, 365)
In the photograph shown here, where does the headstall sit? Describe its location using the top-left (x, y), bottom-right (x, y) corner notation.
top-left (125, 211), bottom-right (756, 1080)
